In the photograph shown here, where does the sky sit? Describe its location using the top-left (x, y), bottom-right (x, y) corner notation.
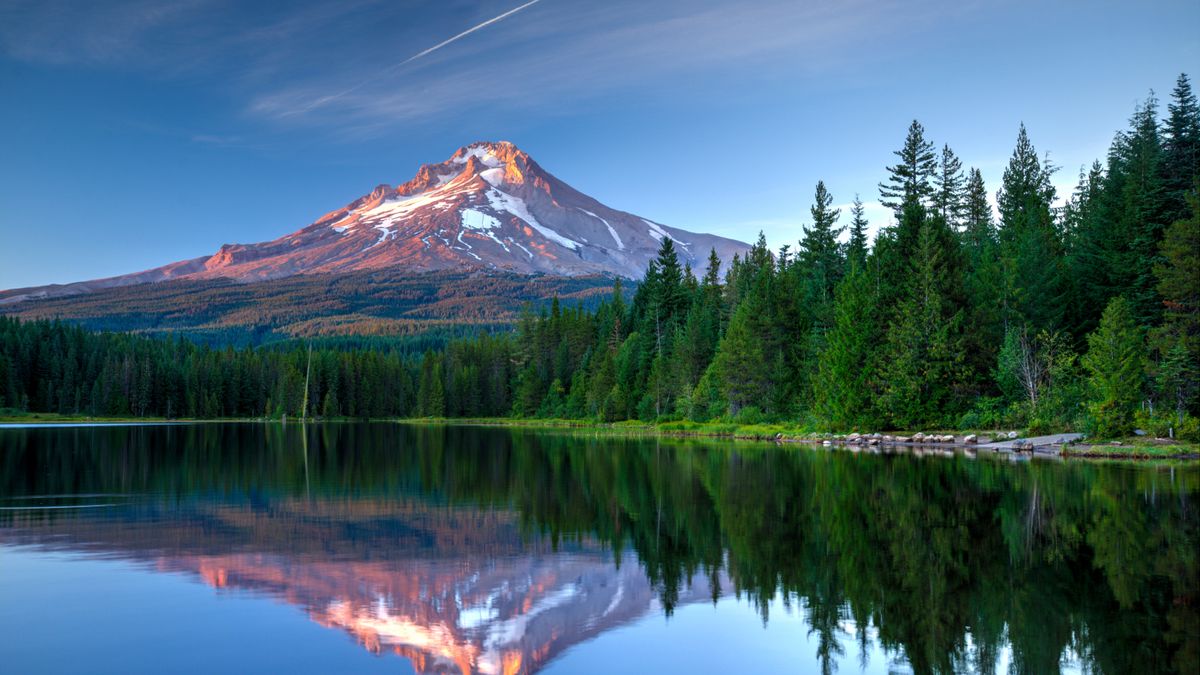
top-left (1, 0), bottom-right (1197, 289)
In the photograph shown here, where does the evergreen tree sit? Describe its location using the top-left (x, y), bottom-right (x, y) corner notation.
top-left (962, 168), bottom-right (992, 246)
top-left (880, 218), bottom-right (965, 427)
top-left (996, 124), bottom-right (1067, 331)
top-left (1163, 73), bottom-right (1200, 225)
top-left (1082, 297), bottom-right (1145, 437)
top-left (846, 195), bottom-right (869, 272)
top-left (814, 266), bottom-right (879, 430)
top-left (417, 352), bottom-right (446, 417)
top-left (933, 144), bottom-right (966, 229)
top-left (1153, 187), bottom-right (1200, 416)
top-left (799, 180), bottom-right (846, 304)
top-left (959, 166), bottom-right (1004, 383)
top-left (879, 120), bottom-right (938, 214)
top-left (1119, 94), bottom-right (1168, 324)
top-left (714, 296), bottom-right (771, 416)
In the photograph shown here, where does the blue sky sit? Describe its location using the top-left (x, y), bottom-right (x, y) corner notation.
top-left (1, 0), bottom-right (1197, 289)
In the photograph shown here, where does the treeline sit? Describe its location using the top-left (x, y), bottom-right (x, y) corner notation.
top-left (0, 318), bottom-right (416, 419)
top-left (1, 74), bottom-right (1197, 436)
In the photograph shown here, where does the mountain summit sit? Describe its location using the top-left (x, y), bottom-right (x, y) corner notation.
top-left (2, 142), bottom-right (748, 304)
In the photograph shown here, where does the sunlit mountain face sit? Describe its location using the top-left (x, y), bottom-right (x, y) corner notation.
top-left (0, 141), bottom-right (749, 306)
top-left (1, 423), bottom-right (1197, 674)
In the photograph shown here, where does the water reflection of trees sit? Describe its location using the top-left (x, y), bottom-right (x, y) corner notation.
top-left (1, 423), bottom-right (1196, 674)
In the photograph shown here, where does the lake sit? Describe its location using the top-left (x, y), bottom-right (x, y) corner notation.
top-left (0, 423), bottom-right (1196, 674)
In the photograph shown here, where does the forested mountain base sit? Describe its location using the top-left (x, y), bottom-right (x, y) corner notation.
top-left (2, 75), bottom-right (1198, 438)
top-left (0, 269), bottom-right (620, 346)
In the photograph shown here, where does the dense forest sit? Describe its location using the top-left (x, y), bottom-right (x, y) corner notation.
top-left (2, 74), bottom-right (1197, 438)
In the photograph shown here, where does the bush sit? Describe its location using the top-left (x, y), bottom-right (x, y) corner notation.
top-left (1135, 410), bottom-right (1200, 441)
top-left (1086, 400), bottom-right (1134, 439)
top-left (958, 396), bottom-right (1007, 430)
top-left (734, 405), bottom-right (765, 425)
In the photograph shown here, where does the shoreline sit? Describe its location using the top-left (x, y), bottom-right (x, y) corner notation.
top-left (1, 414), bottom-right (1196, 460)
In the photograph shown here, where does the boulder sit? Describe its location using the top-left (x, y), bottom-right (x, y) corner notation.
top-left (913, 432), bottom-right (925, 442)
top-left (964, 434), bottom-right (978, 444)
top-left (1006, 431), bottom-right (1018, 439)
top-left (895, 436), bottom-right (911, 443)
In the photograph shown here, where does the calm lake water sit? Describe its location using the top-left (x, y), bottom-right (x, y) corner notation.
top-left (0, 423), bottom-right (1196, 674)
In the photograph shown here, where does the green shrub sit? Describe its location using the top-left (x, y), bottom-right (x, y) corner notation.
top-left (734, 406), bottom-right (765, 425)
top-left (1135, 410), bottom-right (1200, 441)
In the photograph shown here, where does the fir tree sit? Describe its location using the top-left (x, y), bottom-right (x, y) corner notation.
top-left (1153, 187), bottom-right (1200, 416)
top-left (1119, 94), bottom-right (1168, 324)
top-left (959, 169), bottom-right (1005, 394)
top-left (846, 195), bottom-right (869, 272)
top-left (880, 219), bottom-right (965, 427)
top-left (714, 296), bottom-right (771, 416)
top-left (933, 144), bottom-right (966, 229)
top-left (879, 120), bottom-right (938, 214)
top-left (961, 168), bottom-right (992, 248)
top-left (1082, 297), bottom-right (1145, 437)
top-left (814, 266), bottom-right (879, 430)
top-left (1163, 73), bottom-right (1200, 224)
top-left (799, 180), bottom-right (846, 304)
top-left (996, 124), bottom-right (1067, 331)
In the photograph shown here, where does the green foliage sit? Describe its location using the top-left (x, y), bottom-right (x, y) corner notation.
top-left (1082, 298), bottom-right (1146, 437)
top-left (879, 119), bottom-right (938, 213)
top-left (1135, 409), bottom-right (1200, 441)
top-left (997, 124), bottom-right (1068, 332)
top-left (814, 267), bottom-right (879, 430)
top-left (879, 211), bottom-right (967, 428)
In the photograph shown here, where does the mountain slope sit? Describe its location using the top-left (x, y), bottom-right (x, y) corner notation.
top-left (1, 141), bottom-right (748, 305)
top-left (0, 270), bottom-right (622, 345)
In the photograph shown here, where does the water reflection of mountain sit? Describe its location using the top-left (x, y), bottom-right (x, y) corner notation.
top-left (2, 423), bottom-right (1198, 674)
top-left (3, 498), bottom-right (720, 675)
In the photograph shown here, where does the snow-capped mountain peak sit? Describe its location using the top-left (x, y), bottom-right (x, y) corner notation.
top-left (0, 142), bottom-right (750, 303)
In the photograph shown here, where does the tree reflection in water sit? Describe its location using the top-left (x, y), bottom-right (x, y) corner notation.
top-left (0, 423), bottom-right (1196, 674)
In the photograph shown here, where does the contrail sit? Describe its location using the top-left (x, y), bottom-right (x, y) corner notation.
top-left (291, 0), bottom-right (543, 115)
top-left (399, 0), bottom-right (542, 66)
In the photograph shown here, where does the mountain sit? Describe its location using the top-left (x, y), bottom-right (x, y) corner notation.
top-left (1, 141), bottom-right (748, 306)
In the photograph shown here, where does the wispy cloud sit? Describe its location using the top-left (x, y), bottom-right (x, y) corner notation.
top-left (0, 0), bottom-right (964, 138)
top-left (249, 0), bottom-right (946, 136)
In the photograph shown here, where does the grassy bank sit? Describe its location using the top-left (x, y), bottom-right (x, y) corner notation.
top-left (3, 412), bottom-right (1197, 459)
top-left (1062, 437), bottom-right (1200, 459)
top-left (395, 416), bottom-right (826, 440)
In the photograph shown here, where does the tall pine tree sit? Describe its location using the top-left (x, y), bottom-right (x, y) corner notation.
top-left (879, 120), bottom-right (938, 214)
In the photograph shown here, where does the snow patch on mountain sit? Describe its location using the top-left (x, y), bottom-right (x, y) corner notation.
top-left (479, 167), bottom-right (505, 187)
top-left (460, 208), bottom-right (501, 231)
top-left (579, 208), bottom-right (624, 250)
top-left (486, 187), bottom-right (580, 251)
top-left (453, 146), bottom-right (502, 168)
top-left (642, 218), bottom-right (689, 249)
